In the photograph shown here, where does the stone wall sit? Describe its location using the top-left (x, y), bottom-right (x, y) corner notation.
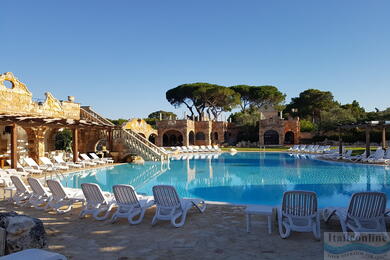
top-left (0, 72), bottom-right (80, 120)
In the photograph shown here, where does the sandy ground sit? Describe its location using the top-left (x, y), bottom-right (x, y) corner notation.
top-left (0, 199), bottom-right (346, 260)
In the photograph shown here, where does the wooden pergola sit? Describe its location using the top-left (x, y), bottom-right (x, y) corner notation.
top-left (337, 120), bottom-right (389, 156)
top-left (0, 114), bottom-right (116, 169)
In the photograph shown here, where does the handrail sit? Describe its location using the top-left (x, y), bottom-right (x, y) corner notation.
top-left (117, 129), bottom-right (169, 161)
top-left (124, 129), bottom-right (168, 156)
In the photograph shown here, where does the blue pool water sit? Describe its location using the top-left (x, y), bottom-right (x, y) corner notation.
top-left (59, 152), bottom-right (390, 207)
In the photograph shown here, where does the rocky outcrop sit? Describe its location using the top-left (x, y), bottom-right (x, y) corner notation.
top-left (0, 212), bottom-right (47, 254)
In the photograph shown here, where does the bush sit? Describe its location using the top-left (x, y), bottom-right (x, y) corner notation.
top-left (300, 119), bottom-right (317, 132)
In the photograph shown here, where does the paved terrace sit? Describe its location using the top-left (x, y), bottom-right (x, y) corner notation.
top-left (0, 198), bottom-right (350, 259)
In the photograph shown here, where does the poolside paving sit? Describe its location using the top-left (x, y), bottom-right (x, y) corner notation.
top-left (0, 200), bottom-right (346, 260)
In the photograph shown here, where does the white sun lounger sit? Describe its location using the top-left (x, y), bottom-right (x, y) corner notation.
top-left (361, 148), bottom-right (383, 162)
top-left (80, 153), bottom-right (103, 165)
top-left (40, 157), bottom-right (69, 171)
top-left (323, 192), bottom-right (387, 240)
top-left (80, 183), bottom-right (116, 220)
top-left (10, 175), bottom-right (31, 206)
top-left (46, 179), bottom-right (85, 214)
top-left (0, 169), bottom-right (13, 187)
top-left (288, 145), bottom-right (300, 152)
top-left (110, 184), bottom-right (155, 224)
top-left (152, 185), bottom-right (206, 227)
top-left (278, 190), bottom-right (320, 240)
top-left (213, 145), bottom-right (222, 152)
top-left (90, 153), bottom-right (114, 164)
top-left (6, 160), bottom-right (42, 174)
top-left (27, 177), bottom-right (52, 210)
top-left (53, 156), bottom-right (83, 168)
top-left (0, 248), bottom-right (67, 260)
top-left (24, 157), bottom-right (54, 172)
top-left (78, 154), bottom-right (97, 166)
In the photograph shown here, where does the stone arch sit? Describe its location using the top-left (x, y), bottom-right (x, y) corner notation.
top-left (94, 138), bottom-right (108, 152)
top-left (264, 130), bottom-right (279, 145)
top-left (284, 131), bottom-right (294, 145)
top-left (162, 129), bottom-right (183, 146)
top-left (188, 131), bottom-right (195, 145)
top-left (148, 133), bottom-right (157, 144)
top-left (138, 133), bottom-right (146, 138)
top-left (195, 132), bottom-right (205, 141)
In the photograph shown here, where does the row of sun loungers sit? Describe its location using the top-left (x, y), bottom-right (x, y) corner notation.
top-left (166, 145), bottom-right (222, 154)
top-left (0, 153), bottom-right (114, 189)
top-left (8, 175), bottom-right (390, 240)
top-left (9, 176), bottom-right (206, 227)
top-left (321, 147), bottom-right (390, 164)
top-left (288, 144), bottom-right (331, 153)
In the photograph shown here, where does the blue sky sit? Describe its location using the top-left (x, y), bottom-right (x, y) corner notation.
top-left (1, 0), bottom-right (389, 119)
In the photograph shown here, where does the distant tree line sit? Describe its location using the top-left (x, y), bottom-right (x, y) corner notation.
top-left (107, 84), bottom-right (390, 143)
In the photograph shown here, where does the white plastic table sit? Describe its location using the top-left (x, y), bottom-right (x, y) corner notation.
top-left (245, 205), bottom-right (275, 234)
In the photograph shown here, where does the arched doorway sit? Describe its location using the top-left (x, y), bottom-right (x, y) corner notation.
top-left (189, 131), bottom-right (195, 145)
top-left (162, 130), bottom-right (183, 146)
top-left (264, 130), bottom-right (279, 145)
top-left (284, 131), bottom-right (294, 145)
top-left (148, 134), bottom-right (157, 144)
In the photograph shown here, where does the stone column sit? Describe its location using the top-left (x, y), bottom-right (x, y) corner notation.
top-left (72, 128), bottom-right (79, 163)
top-left (25, 127), bottom-right (47, 163)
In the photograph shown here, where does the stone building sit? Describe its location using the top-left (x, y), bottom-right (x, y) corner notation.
top-left (122, 118), bottom-right (158, 144)
top-left (156, 119), bottom-right (237, 147)
top-left (155, 106), bottom-right (300, 147)
top-left (0, 72), bottom-right (114, 168)
top-left (258, 106), bottom-right (300, 145)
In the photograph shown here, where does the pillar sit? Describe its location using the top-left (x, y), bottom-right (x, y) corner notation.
top-left (338, 127), bottom-right (343, 155)
top-left (382, 127), bottom-right (386, 149)
top-left (10, 124), bottom-right (17, 169)
top-left (72, 128), bottom-right (79, 163)
top-left (108, 129), bottom-right (113, 151)
top-left (365, 127), bottom-right (371, 157)
top-left (25, 127), bottom-right (47, 163)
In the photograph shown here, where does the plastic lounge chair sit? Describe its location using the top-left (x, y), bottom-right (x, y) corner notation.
top-left (46, 179), bottom-right (85, 214)
top-left (90, 153), bottom-right (114, 163)
top-left (377, 149), bottom-right (390, 163)
top-left (323, 192), bottom-right (387, 240)
top-left (199, 145), bottom-right (208, 152)
top-left (78, 154), bottom-right (97, 166)
top-left (151, 185), bottom-right (206, 227)
top-left (0, 248), bottom-right (67, 260)
top-left (298, 145), bottom-right (306, 152)
top-left (80, 153), bottom-right (104, 165)
top-left (277, 190), bottom-right (320, 240)
top-left (110, 184), bottom-right (155, 224)
top-left (304, 145), bottom-right (314, 153)
top-left (340, 150), bottom-right (353, 160)
top-left (362, 148), bottom-right (383, 162)
top-left (6, 159), bottom-right (42, 174)
top-left (10, 175), bottom-right (31, 206)
top-left (27, 177), bottom-right (52, 210)
top-left (53, 155), bottom-right (83, 168)
top-left (40, 157), bottom-right (69, 171)
top-left (24, 157), bottom-right (54, 172)
top-left (213, 145), bottom-right (222, 152)
top-left (367, 149), bottom-right (385, 163)
top-left (288, 145), bottom-right (298, 151)
top-left (0, 169), bottom-right (13, 187)
top-left (80, 183), bottom-right (116, 220)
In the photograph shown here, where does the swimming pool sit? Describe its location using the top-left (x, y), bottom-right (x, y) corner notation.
top-left (59, 152), bottom-right (390, 207)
